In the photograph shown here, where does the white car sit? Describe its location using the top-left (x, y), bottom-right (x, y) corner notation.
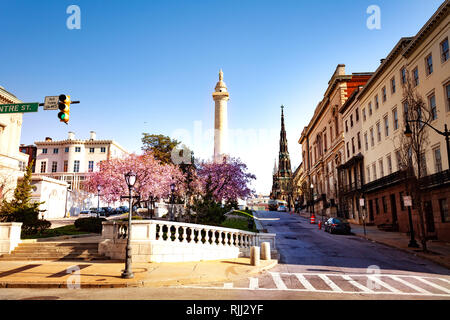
top-left (79, 210), bottom-right (97, 218)
top-left (277, 205), bottom-right (287, 212)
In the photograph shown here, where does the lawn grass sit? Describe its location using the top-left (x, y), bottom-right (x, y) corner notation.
top-left (231, 210), bottom-right (256, 219)
top-left (21, 224), bottom-right (91, 239)
top-left (221, 218), bottom-right (258, 233)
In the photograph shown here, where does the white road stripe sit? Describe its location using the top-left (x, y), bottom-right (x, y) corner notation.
top-left (223, 283), bottom-right (233, 289)
top-left (389, 275), bottom-right (431, 294)
top-left (249, 277), bottom-right (259, 290)
top-left (416, 277), bottom-right (450, 294)
top-left (294, 273), bottom-right (317, 291)
top-left (318, 274), bottom-right (343, 292)
top-left (368, 276), bottom-right (401, 293)
top-left (177, 285), bottom-right (450, 297)
top-left (269, 272), bottom-right (288, 290)
top-left (437, 278), bottom-right (450, 284)
top-left (342, 275), bottom-right (374, 293)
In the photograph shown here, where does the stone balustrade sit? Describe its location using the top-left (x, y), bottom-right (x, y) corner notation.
top-left (99, 220), bottom-right (276, 263)
top-left (0, 222), bottom-right (22, 255)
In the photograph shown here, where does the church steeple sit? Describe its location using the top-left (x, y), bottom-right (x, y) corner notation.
top-left (278, 105), bottom-right (292, 177)
top-left (270, 105), bottom-right (292, 201)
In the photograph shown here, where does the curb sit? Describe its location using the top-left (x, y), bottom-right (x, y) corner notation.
top-left (0, 260), bottom-right (278, 289)
top-left (353, 233), bottom-right (450, 270)
top-left (142, 259), bottom-right (279, 288)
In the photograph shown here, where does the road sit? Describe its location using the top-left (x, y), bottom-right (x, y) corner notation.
top-left (1, 210), bottom-right (449, 300)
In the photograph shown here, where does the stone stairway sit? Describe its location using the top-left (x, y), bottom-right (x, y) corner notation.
top-left (0, 241), bottom-right (110, 261)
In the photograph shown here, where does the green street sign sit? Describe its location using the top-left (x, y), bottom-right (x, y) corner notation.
top-left (0, 103), bottom-right (39, 114)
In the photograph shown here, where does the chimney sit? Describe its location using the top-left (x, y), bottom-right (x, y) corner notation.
top-left (45, 137), bottom-right (52, 142)
top-left (68, 132), bottom-right (75, 140)
top-left (89, 131), bottom-right (96, 140)
top-left (336, 64), bottom-right (346, 76)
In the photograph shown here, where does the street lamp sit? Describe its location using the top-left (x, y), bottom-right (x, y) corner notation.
top-left (121, 171), bottom-right (137, 279)
top-left (148, 195), bottom-right (155, 220)
top-left (96, 185), bottom-right (101, 219)
top-left (404, 121), bottom-right (450, 172)
top-left (170, 183), bottom-right (176, 221)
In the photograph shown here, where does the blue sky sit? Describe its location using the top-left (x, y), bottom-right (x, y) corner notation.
top-left (0, 0), bottom-right (444, 194)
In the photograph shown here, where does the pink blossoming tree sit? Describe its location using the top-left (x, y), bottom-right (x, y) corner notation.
top-left (86, 151), bottom-right (184, 204)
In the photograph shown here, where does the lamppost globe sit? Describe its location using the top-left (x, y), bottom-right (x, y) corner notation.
top-left (125, 171), bottom-right (137, 188)
top-left (97, 185), bottom-right (101, 192)
top-left (404, 123), bottom-right (413, 138)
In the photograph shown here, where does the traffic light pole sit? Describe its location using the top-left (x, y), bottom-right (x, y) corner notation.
top-left (38, 101), bottom-right (80, 106)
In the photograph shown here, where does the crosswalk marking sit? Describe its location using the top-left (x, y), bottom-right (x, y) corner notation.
top-left (342, 275), bottom-right (374, 293)
top-left (389, 275), bottom-right (431, 294)
top-left (175, 273), bottom-right (450, 297)
top-left (415, 277), bottom-right (450, 294)
top-left (318, 274), bottom-right (343, 292)
top-left (269, 272), bottom-right (287, 290)
top-left (249, 277), bottom-right (259, 290)
top-left (294, 273), bottom-right (316, 291)
top-left (367, 275), bottom-right (401, 293)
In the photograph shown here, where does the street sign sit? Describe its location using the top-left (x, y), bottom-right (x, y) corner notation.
top-left (359, 198), bottom-right (365, 207)
top-left (44, 96), bottom-right (59, 110)
top-left (403, 196), bottom-right (412, 207)
top-left (0, 103), bottom-right (38, 114)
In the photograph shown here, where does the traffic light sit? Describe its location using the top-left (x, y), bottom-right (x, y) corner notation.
top-left (57, 94), bottom-right (70, 124)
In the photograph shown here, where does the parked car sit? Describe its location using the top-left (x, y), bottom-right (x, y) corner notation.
top-left (324, 218), bottom-right (351, 234)
top-left (118, 206), bottom-right (129, 214)
top-left (101, 207), bottom-right (114, 217)
top-left (90, 207), bottom-right (106, 217)
top-left (277, 205), bottom-right (287, 212)
top-left (79, 210), bottom-right (97, 218)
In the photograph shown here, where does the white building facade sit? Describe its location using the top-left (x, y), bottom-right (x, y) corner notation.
top-left (0, 86), bottom-right (29, 200)
top-left (34, 131), bottom-right (128, 190)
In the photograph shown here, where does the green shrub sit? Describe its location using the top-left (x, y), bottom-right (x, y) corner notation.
top-left (74, 217), bottom-right (106, 233)
top-left (0, 161), bottom-right (50, 236)
top-left (119, 215), bottom-right (144, 221)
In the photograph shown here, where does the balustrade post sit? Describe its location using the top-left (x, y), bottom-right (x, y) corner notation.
top-left (181, 226), bottom-right (187, 243)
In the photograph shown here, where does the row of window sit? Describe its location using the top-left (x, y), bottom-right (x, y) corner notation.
top-left (39, 160), bottom-right (97, 173)
top-left (40, 147), bottom-right (106, 154)
top-left (346, 81), bottom-right (450, 163)
top-left (365, 146), bottom-right (443, 183)
top-left (360, 37), bottom-right (449, 123)
top-left (371, 194), bottom-right (449, 223)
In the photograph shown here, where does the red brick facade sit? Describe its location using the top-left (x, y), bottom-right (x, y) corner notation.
top-left (366, 180), bottom-right (450, 242)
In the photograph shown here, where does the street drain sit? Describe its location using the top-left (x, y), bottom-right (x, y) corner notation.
top-left (20, 296), bottom-right (60, 300)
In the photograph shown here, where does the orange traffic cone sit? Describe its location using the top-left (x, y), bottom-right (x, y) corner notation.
top-left (310, 215), bottom-right (316, 224)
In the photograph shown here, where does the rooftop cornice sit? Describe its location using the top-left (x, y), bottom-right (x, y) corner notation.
top-left (358, 37), bottom-right (414, 99)
top-left (403, 0), bottom-right (449, 58)
top-left (0, 86), bottom-right (22, 103)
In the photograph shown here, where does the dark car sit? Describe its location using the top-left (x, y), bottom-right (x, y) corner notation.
top-left (101, 207), bottom-right (114, 217)
top-left (324, 218), bottom-right (351, 234)
top-left (89, 207), bottom-right (106, 216)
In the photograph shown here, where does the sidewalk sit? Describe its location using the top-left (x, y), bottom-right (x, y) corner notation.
top-left (297, 210), bottom-right (450, 270)
top-left (0, 257), bottom-right (277, 289)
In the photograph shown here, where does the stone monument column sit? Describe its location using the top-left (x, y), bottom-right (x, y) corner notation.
top-left (212, 69), bottom-right (229, 163)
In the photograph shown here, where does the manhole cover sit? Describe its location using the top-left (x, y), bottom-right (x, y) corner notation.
top-left (20, 296), bottom-right (60, 300)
